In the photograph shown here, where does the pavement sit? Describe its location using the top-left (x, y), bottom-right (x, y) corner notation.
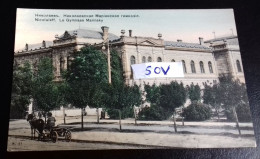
top-left (7, 115), bottom-right (257, 149)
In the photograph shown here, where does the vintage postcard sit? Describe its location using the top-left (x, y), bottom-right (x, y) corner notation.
top-left (8, 8), bottom-right (256, 151)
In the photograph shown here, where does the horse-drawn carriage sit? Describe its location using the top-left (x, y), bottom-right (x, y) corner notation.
top-left (27, 114), bottom-right (71, 143)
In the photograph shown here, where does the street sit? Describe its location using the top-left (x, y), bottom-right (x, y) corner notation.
top-left (7, 116), bottom-right (256, 151)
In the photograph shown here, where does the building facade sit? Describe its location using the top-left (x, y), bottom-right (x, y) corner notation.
top-left (14, 26), bottom-right (245, 87)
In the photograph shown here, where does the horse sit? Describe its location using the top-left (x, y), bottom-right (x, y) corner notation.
top-left (27, 114), bottom-right (45, 139)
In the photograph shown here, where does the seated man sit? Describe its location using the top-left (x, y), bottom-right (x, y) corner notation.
top-left (46, 112), bottom-right (56, 130)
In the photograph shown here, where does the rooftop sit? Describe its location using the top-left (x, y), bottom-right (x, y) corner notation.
top-left (16, 41), bottom-right (53, 52)
top-left (204, 35), bottom-right (237, 43)
top-left (164, 41), bottom-right (211, 50)
top-left (60, 29), bottom-right (119, 41)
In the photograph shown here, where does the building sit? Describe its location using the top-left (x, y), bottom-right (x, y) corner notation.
top-left (14, 26), bottom-right (245, 87)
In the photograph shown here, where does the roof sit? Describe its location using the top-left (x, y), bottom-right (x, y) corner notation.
top-left (204, 35), bottom-right (237, 43)
top-left (16, 41), bottom-right (53, 52)
top-left (164, 41), bottom-right (211, 50)
top-left (60, 29), bottom-right (119, 41)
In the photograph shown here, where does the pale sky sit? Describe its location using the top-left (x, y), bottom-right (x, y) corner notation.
top-left (15, 9), bottom-right (237, 51)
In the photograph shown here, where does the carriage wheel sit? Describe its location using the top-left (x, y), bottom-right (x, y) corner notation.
top-left (38, 134), bottom-right (42, 141)
top-left (65, 130), bottom-right (71, 142)
top-left (51, 131), bottom-right (58, 143)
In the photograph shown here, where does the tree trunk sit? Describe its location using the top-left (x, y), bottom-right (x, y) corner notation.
top-left (182, 107), bottom-right (184, 126)
top-left (233, 106), bottom-right (241, 136)
top-left (97, 108), bottom-right (99, 124)
top-left (134, 108), bottom-right (137, 125)
top-left (63, 107), bottom-right (66, 124)
top-left (81, 108), bottom-right (84, 130)
top-left (173, 114), bottom-right (177, 132)
top-left (216, 109), bottom-right (220, 122)
top-left (44, 114), bottom-right (46, 124)
top-left (119, 110), bottom-right (122, 131)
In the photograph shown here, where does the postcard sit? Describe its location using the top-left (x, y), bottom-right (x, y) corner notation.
top-left (8, 8), bottom-right (256, 151)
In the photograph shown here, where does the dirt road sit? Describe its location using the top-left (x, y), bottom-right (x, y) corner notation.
top-left (7, 136), bottom-right (159, 151)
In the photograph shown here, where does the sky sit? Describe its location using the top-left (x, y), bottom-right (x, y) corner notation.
top-left (15, 9), bottom-right (238, 51)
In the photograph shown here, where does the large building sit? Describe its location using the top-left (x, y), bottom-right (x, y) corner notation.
top-left (14, 26), bottom-right (245, 87)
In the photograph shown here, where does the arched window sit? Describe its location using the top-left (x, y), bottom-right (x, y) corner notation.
top-left (182, 60), bottom-right (187, 73)
top-left (208, 61), bottom-right (213, 73)
top-left (157, 57), bottom-right (162, 62)
top-left (60, 57), bottom-right (64, 73)
top-left (200, 61), bottom-right (205, 73)
top-left (67, 56), bottom-right (73, 70)
top-left (148, 56), bottom-right (152, 62)
top-left (171, 59), bottom-right (175, 62)
top-left (130, 56), bottom-right (136, 65)
top-left (191, 60), bottom-right (196, 73)
top-left (236, 60), bottom-right (242, 72)
top-left (142, 56), bottom-right (146, 63)
top-left (130, 56), bottom-right (136, 79)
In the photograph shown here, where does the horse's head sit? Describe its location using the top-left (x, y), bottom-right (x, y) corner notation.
top-left (27, 114), bottom-right (34, 121)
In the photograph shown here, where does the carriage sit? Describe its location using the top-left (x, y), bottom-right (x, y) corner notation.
top-left (38, 127), bottom-right (72, 143)
top-left (27, 114), bottom-right (72, 143)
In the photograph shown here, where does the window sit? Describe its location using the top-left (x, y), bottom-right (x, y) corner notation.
top-left (236, 60), bottom-right (242, 72)
top-left (171, 59), bottom-right (175, 62)
top-left (182, 60), bottom-right (187, 73)
top-left (67, 56), bottom-right (73, 70)
top-left (142, 56), bottom-right (146, 63)
top-left (60, 57), bottom-right (64, 72)
top-left (148, 56), bottom-right (152, 62)
top-left (208, 61), bottom-right (213, 73)
top-left (130, 56), bottom-right (136, 65)
top-left (191, 60), bottom-right (196, 73)
top-left (157, 57), bottom-right (162, 62)
top-left (200, 61), bottom-right (205, 73)
top-left (130, 56), bottom-right (136, 79)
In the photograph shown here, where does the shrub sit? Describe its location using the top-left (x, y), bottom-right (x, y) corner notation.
top-left (138, 105), bottom-right (168, 121)
top-left (182, 103), bottom-right (212, 121)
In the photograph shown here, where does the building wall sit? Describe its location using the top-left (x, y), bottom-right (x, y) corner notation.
top-left (229, 50), bottom-right (245, 83)
top-left (123, 45), bottom-right (219, 88)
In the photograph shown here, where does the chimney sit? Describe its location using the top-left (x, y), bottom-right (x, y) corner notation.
top-left (121, 29), bottom-right (125, 37)
top-left (158, 33), bottom-right (162, 39)
top-left (42, 40), bottom-right (46, 48)
top-left (25, 43), bottom-right (28, 51)
top-left (129, 30), bottom-right (132, 37)
top-left (101, 26), bottom-right (109, 40)
top-left (177, 39), bottom-right (182, 42)
top-left (199, 37), bottom-right (204, 45)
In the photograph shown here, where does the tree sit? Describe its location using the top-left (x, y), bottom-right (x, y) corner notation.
top-left (159, 81), bottom-right (187, 117)
top-left (144, 81), bottom-right (187, 120)
top-left (187, 83), bottom-right (201, 102)
top-left (182, 102), bottom-right (212, 121)
top-left (203, 83), bottom-right (222, 121)
top-left (104, 50), bottom-right (142, 119)
top-left (217, 74), bottom-right (250, 135)
top-left (10, 62), bottom-right (33, 119)
top-left (64, 46), bottom-right (108, 129)
top-left (32, 57), bottom-right (65, 123)
top-left (144, 83), bottom-right (161, 105)
top-left (143, 81), bottom-right (186, 132)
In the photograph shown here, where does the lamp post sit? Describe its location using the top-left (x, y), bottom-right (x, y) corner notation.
top-left (107, 39), bottom-right (111, 84)
top-left (102, 37), bottom-right (111, 84)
